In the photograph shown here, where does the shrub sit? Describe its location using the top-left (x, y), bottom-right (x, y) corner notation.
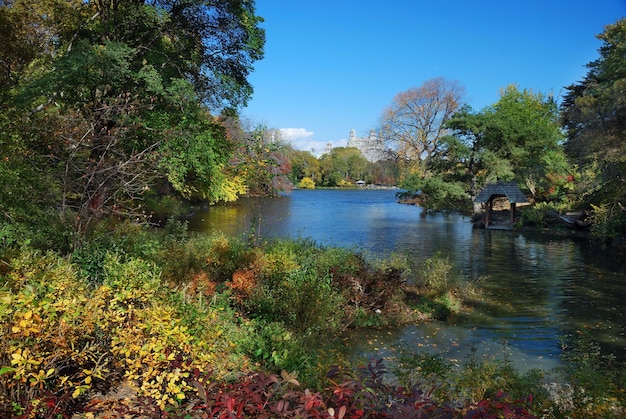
top-left (589, 203), bottom-right (626, 242)
top-left (0, 246), bottom-right (257, 416)
top-left (416, 252), bottom-right (455, 297)
top-left (392, 350), bottom-right (453, 393)
top-left (0, 251), bottom-right (113, 416)
top-left (204, 233), bottom-right (256, 282)
top-left (559, 328), bottom-right (626, 416)
top-left (298, 176), bottom-right (316, 189)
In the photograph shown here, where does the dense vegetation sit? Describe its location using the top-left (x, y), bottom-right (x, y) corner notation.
top-left (1, 0), bottom-right (625, 416)
top-left (2, 225), bottom-right (625, 417)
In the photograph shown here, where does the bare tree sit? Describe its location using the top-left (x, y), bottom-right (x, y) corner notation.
top-left (379, 77), bottom-right (465, 176)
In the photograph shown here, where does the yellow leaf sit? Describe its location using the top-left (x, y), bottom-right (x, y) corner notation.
top-left (23, 311), bottom-right (33, 320)
top-left (85, 376), bottom-right (92, 384)
top-left (72, 388), bottom-right (81, 398)
top-left (11, 326), bottom-right (20, 333)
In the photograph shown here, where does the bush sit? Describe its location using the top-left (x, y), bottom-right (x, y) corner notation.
top-left (589, 203), bottom-right (626, 242)
top-left (297, 176), bottom-right (316, 189)
top-left (0, 251), bottom-right (112, 416)
top-left (0, 245), bottom-right (256, 416)
top-left (416, 252), bottom-right (454, 297)
top-left (558, 328), bottom-right (626, 416)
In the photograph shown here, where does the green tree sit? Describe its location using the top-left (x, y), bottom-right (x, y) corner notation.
top-left (288, 148), bottom-right (321, 184)
top-left (318, 147), bottom-right (369, 187)
top-left (484, 85), bottom-right (566, 198)
top-left (2, 0), bottom-right (265, 244)
top-left (443, 87), bottom-right (567, 202)
top-left (561, 18), bottom-right (626, 238)
top-left (561, 19), bottom-right (626, 205)
top-left (404, 86), bottom-right (568, 210)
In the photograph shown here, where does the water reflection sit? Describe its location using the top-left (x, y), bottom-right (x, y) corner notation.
top-left (189, 189), bottom-right (626, 368)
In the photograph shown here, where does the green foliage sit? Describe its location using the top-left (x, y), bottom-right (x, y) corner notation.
top-left (288, 148), bottom-right (321, 184)
top-left (242, 319), bottom-right (312, 373)
top-left (251, 267), bottom-right (344, 334)
top-left (159, 115), bottom-right (242, 203)
top-left (562, 18), bottom-right (626, 230)
top-left (416, 253), bottom-right (454, 297)
top-left (404, 253), bottom-right (465, 319)
top-left (559, 328), bottom-right (626, 416)
top-left (401, 175), bottom-right (470, 211)
top-left (1, 0), bottom-right (265, 240)
top-left (518, 201), bottom-right (574, 227)
top-left (589, 203), bottom-right (626, 241)
top-left (392, 349), bottom-right (453, 391)
top-left (319, 147), bottom-right (370, 187)
top-left (438, 86), bottom-right (568, 207)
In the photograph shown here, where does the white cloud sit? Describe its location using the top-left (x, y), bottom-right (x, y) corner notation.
top-left (278, 127), bottom-right (347, 156)
top-left (279, 128), bottom-right (314, 140)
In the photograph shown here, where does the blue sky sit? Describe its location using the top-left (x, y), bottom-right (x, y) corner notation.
top-left (242, 1), bottom-right (626, 155)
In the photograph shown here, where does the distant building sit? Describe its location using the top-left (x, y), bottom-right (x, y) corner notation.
top-left (347, 129), bottom-right (385, 162)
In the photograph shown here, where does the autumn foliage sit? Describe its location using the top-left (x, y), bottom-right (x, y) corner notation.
top-left (0, 230), bottom-right (588, 418)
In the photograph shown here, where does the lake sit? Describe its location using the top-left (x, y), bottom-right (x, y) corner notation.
top-left (189, 189), bottom-right (626, 371)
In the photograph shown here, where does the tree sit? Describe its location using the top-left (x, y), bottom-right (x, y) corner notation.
top-left (297, 177), bottom-right (315, 189)
top-left (0, 0), bottom-right (85, 105)
top-left (379, 77), bottom-right (465, 179)
top-left (2, 0), bottom-right (265, 243)
top-left (228, 124), bottom-right (293, 197)
top-left (287, 148), bottom-right (321, 184)
top-left (318, 147), bottom-right (369, 187)
top-left (485, 86), bottom-right (565, 197)
top-left (562, 19), bottom-right (626, 198)
top-left (561, 18), bottom-right (626, 238)
top-left (443, 86), bottom-right (567, 202)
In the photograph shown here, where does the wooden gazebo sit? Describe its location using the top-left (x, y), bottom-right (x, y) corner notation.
top-left (474, 181), bottom-right (529, 230)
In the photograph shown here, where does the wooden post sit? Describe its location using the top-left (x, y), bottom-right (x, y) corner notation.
top-left (485, 199), bottom-right (492, 228)
top-left (510, 202), bottom-right (516, 228)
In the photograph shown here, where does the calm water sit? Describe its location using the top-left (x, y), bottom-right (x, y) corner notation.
top-left (189, 189), bottom-right (626, 371)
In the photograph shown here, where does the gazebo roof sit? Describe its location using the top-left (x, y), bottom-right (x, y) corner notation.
top-left (474, 181), bottom-right (529, 204)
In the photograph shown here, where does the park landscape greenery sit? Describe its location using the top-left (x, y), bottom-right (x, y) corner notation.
top-left (0, 0), bottom-right (625, 417)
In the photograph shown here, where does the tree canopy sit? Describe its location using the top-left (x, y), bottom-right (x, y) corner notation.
top-left (561, 20), bottom-right (626, 196)
top-left (0, 0), bottom-right (265, 246)
top-left (318, 147), bottom-right (371, 187)
top-left (561, 18), bottom-right (626, 238)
